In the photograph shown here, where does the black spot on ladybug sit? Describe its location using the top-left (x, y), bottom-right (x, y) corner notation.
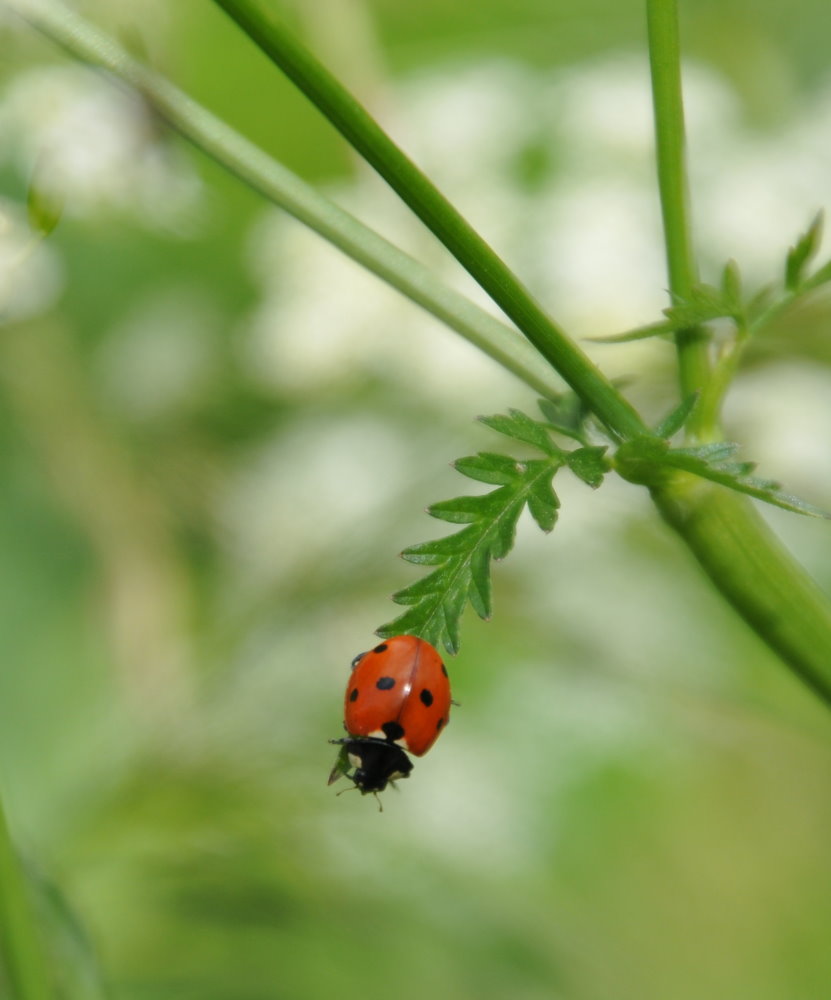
top-left (376, 676), bottom-right (396, 690)
top-left (420, 688), bottom-right (434, 707)
top-left (381, 721), bottom-right (405, 742)
top-left (436, 717), bottom-right (445, 731)
top-left (372, 643), bottom-right (389, 654)
top-left (351, 652), bottom-right (367, 670)
top-left (349, 688), bottom-right (359, 702)
top-left (441, 662), bottom-right (448, 677)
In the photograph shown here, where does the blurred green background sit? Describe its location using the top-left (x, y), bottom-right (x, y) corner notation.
top-left (2, 1), bottom-right (831, 998)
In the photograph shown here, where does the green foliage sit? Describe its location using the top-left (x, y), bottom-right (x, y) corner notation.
top-left (381, 344), bottom-right (826, 654)
top-left (565, 446), bottom-right (609, 488)
top-left (616, 436), bottom-right (831, 519)
top-left (593, 216), bottom-right (831, 348)
top-left (377, 407), bottom-right (610, 653)
top-left (536, 393), bottom-right (592, 444)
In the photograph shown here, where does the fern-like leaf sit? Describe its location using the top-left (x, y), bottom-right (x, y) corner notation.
top-left (663, 444), bottom-right (830, 517)
top-left (378, 461), bottom-right (561, 653)
top-left (377, 410), bottom-right (582, 653)
top-left (616, 436), bottom-right (831, 519)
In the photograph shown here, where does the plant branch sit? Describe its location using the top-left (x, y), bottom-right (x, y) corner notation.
top-left (642, 0), bottom-right (831, 707)
top-left (209, 0), bottom-right (650, 441)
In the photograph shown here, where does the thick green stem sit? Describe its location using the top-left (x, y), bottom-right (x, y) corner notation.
top-left (0, 794), bottom-right (51, 1000)
top-left (210, 0), bottom-right (650, 441)
top-left (646, 0), bottom-right (712, 430)
top-left (645, 0), bottom-right (831, 706)
top-left (652, 478), bottom-right (831, 707)
top-left (7, 0), bottom-right (831, 709)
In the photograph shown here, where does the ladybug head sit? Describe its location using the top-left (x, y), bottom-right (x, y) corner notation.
top-left (328, 737), bottom-right (413, 794)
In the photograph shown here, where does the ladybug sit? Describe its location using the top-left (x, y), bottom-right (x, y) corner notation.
top-left (328, 635), bottom-right (452, 801)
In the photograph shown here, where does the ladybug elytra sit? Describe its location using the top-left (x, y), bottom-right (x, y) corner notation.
top-left (328, 635), bottom-right (452, 801)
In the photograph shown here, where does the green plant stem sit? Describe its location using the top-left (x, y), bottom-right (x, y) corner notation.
top-left (8, 0), bottom-right (831, 708)
top-left (652, 477), bottom-right (831, 707)
top-left (0, 794), bottom-right (51, 1000)
top-left (209, 0), bottom-right (650, 441)
top-left (2, 0), bottom-right (563, 403)
top-left (646, 0), bottom-right (712, 430)
top-left (209, 0), bottom-right (831, 704)
top-left (645, 0), bottom-right (831, 707)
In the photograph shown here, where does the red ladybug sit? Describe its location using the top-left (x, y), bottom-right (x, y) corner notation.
top-left (328, 635), bottom-right (452, 800)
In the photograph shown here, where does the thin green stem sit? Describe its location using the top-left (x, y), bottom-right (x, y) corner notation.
top-left (646, 0), bottom-right (712, 431)
top-left (2, 0), bottom-right (566, 402)
top-left (8, 0), bottom-right (831, 710)
top-left (209, 0), bottom-right (650, 441)
top-left (0, 793), bottom-right (51, 1000)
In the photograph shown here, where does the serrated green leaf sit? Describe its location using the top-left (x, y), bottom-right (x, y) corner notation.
top-left (673, 441), bottom-right (741, 463)
top-left (391, 567), bottom-right (453, 605)
top-left (428, 494), bottom-right (495, 524)
top-left (536, 393), bottom-right (591, 440)
top-left (537, 395), bottom-right (576, 425)
top-left (453, 452), bottom-right (520, 485)
top-left (716, 461), bottom-right (757, 478)
top-left (586, 320), bottom-right (676, 343)
top-left (377, 605), bottom-right (439, 646)
top-left (616, 435), bottom-right (830, 517)
top-left (785, 211), bottom-right (823, 291)
top-left (380, 411), bottom-right (577, 651)
top-left (491, 498), bottom-right (523, 559)
top-left (525, 475), bottom-right (559, 532)
top-left (401, 528), bottom-right (478, 563)
top-left (566, 446), bottom-right (609, 488)
top-left (467, 546), bottom-right (492, 620)
top-left (654, 393), bottom-right (699, 439)
top-left (660, 448), bottom-right (831, 518)
top-left (479, 409), bottom-right (560, 455)
top-left (665, 283), bottom-right (734, 328)
top-left (743, 476), bottom-right (780, 491)
top-left (443, 600), bottom-right (463, 654)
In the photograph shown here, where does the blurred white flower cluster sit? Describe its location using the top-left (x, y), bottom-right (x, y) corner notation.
top-left (243, 55), bottom-right (831, 406)
top-left (0, 198), bottom-right (62, 319)
top-left (0, 63), bottom-right (201, 227)
top-left (0, 61), bottom-right (202, 318)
